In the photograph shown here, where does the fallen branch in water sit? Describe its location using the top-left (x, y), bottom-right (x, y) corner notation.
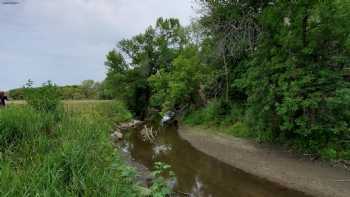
top-left (174, 190), bottom-right (191, 196)
top-left (141, 125), bottom-right (158, 143)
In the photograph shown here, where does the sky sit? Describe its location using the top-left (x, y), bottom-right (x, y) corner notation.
top-left (0, 0), bottom-right (195, 90)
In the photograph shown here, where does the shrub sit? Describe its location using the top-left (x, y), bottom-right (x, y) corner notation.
top-left (320, 148), bottom-right (338, 160)
top-left (227, 121), bottom-right (251, 138)
top-left (110, 100), bottom-right (133, 123)
top-left (24, 81), bottom-right (63, 115)
top-left (184, 100), bottom-right (244, 126)
top-left (184, 100), bottom-right (223, 125)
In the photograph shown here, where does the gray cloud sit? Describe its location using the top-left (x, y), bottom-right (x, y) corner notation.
top-left (0, 0), bottom-right (195, 90)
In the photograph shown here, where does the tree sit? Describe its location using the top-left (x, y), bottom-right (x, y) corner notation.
top-left (199, 0), bottom-right (269, 102)
top-left (241, 1), bottom-right (350, 153)
top-left (80, 80), bottom-right (99, 99)
top-left (149, 46), bottom-right (210, 111)
top-left (104, 18), bottom-right (189, 118)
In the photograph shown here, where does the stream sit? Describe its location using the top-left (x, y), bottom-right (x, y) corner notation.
top-left (120, 125), bottom-right (312, 197)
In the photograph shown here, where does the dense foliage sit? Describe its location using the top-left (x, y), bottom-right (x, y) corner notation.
top-left (104, 1), bottom-right (350, 159)
top-left (103, 18), bottom-right (207, 118)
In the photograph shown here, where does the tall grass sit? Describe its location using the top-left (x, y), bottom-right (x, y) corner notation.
top-left (0, 106), bottom-right (48, 150)
top-left (0, 102), bottom-right (139, 196)
top-left (65, 100), bottom-right (132, 123)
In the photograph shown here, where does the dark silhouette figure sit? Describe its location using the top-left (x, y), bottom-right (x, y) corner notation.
top-left (0, 91), bottom-right (8, 107)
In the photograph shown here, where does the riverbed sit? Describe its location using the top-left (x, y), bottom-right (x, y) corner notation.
top-left (120, 124), bottom-right (312, 197)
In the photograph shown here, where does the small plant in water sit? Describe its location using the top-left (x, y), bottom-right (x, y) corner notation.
top-left (150, 162), bottom-right (176, 197)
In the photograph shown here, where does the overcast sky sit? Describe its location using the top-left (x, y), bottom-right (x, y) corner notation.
top-left (0, 0), bottom-right (195, 90)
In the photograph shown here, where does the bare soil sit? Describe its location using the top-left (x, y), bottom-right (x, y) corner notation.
top-left (179, 125), bottom-right (350, 197)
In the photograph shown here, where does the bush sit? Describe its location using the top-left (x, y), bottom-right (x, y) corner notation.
top-left (320, 148), bottom-right (338, 161)
top-left (110, 100), bottom-right (133, 123)
top-left (184, 100), bottom-right (223, 125)
top-left (24, 81), bottom-right (63, 115)
top-left (184, 100), bottom-right (243, 125)
top-left (227, 121), bottom-right (251, 138)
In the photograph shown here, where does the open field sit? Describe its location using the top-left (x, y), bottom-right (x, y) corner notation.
top-left (7, 100), bottom-right (112, 105)
top-left (7, 100), bottom-right (26, 105)
top-left (7, 100), bottom-right (118, 115)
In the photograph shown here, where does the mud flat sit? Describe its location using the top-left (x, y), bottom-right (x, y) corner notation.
top-left (179, 125), bottom-right (350, 197)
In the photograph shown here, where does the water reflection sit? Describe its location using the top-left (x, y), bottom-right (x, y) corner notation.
top-left (153, 144), bottom-right (173, 158)
top-left (191, 176), bottom-right (207, 197)
top-left (122, 126), bottom-right (312, 197)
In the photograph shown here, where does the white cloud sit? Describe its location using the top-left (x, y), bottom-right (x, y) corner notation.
top-left (0, 0), bottom-right (195, 90)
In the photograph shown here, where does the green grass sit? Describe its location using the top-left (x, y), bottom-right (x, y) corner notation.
top-left (184, 100), bottom-right (252, 138)
top-left (8, 100), bottom-right (132, 124)
top-left (0, 101), bottom-right (140, 196)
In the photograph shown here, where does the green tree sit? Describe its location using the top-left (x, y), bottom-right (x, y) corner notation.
top-left (199, 0), bottom-right (270, 102)
top-left (104, 18), bottom-right (189, 118)
top-left (241, 1), bottom-right (350, 153)
top-left (149, 46), bottom-right (210, 112)
top-left (80, 80), bottom-right (99, 99)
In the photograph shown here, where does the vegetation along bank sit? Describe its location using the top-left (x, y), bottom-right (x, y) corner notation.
top-left (102, 1), bottom-right (350, 161)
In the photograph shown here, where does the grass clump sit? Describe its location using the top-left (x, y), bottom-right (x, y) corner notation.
top-left (0, 106), bottom-right (44, 150)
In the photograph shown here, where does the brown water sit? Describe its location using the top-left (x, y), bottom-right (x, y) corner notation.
top-left (121, 125), bottom-right (312, 197)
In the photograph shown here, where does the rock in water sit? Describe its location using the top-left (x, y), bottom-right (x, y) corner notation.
top-left (132, 120), bottom-right (144, 128)
top-left (111, 130), bottom-right (123, 141)
top-left (117, 120), bottom-right (145, 131)
top-left (161, 111), bottom-right (176, 126)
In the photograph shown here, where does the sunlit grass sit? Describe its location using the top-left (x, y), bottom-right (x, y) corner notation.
top-left (8, 100), bottom-right (113, 113)
top-left (7, 100), bottom-right (26, 105)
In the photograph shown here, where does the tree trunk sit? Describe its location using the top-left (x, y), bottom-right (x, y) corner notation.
top-left (302, 6), bottom-right (309, 47)
top-left (223, 54), bottom-right (229, 102)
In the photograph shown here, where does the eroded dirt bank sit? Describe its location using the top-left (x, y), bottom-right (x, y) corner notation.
top-left (179, 125), bottom-right (350, 197)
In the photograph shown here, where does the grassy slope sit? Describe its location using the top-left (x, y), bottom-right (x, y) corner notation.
top-left (0, 101), bottom-right (140, 196)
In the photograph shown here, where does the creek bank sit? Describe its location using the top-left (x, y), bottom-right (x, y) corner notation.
top-left (111, 120), bottom-right (145, 142)
top-left (112, 120), bottom-right (178, 196)
top-left (117, 120), bottom-right (145, 131)
top-left (179, 125), bottom-right (350, 197)
top-left (111, 120), bottom-right (151, 186)
top-left (112, 120), bottom-right (315, 196)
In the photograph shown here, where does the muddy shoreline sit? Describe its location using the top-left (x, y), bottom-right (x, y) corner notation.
top-left (116, 122), bottom-right (314, 197)
top-left (179, 125), bottom-right (350, 197)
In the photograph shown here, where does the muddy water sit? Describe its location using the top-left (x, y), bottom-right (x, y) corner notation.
top-left (121, 125), bottom-right (312, 197)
